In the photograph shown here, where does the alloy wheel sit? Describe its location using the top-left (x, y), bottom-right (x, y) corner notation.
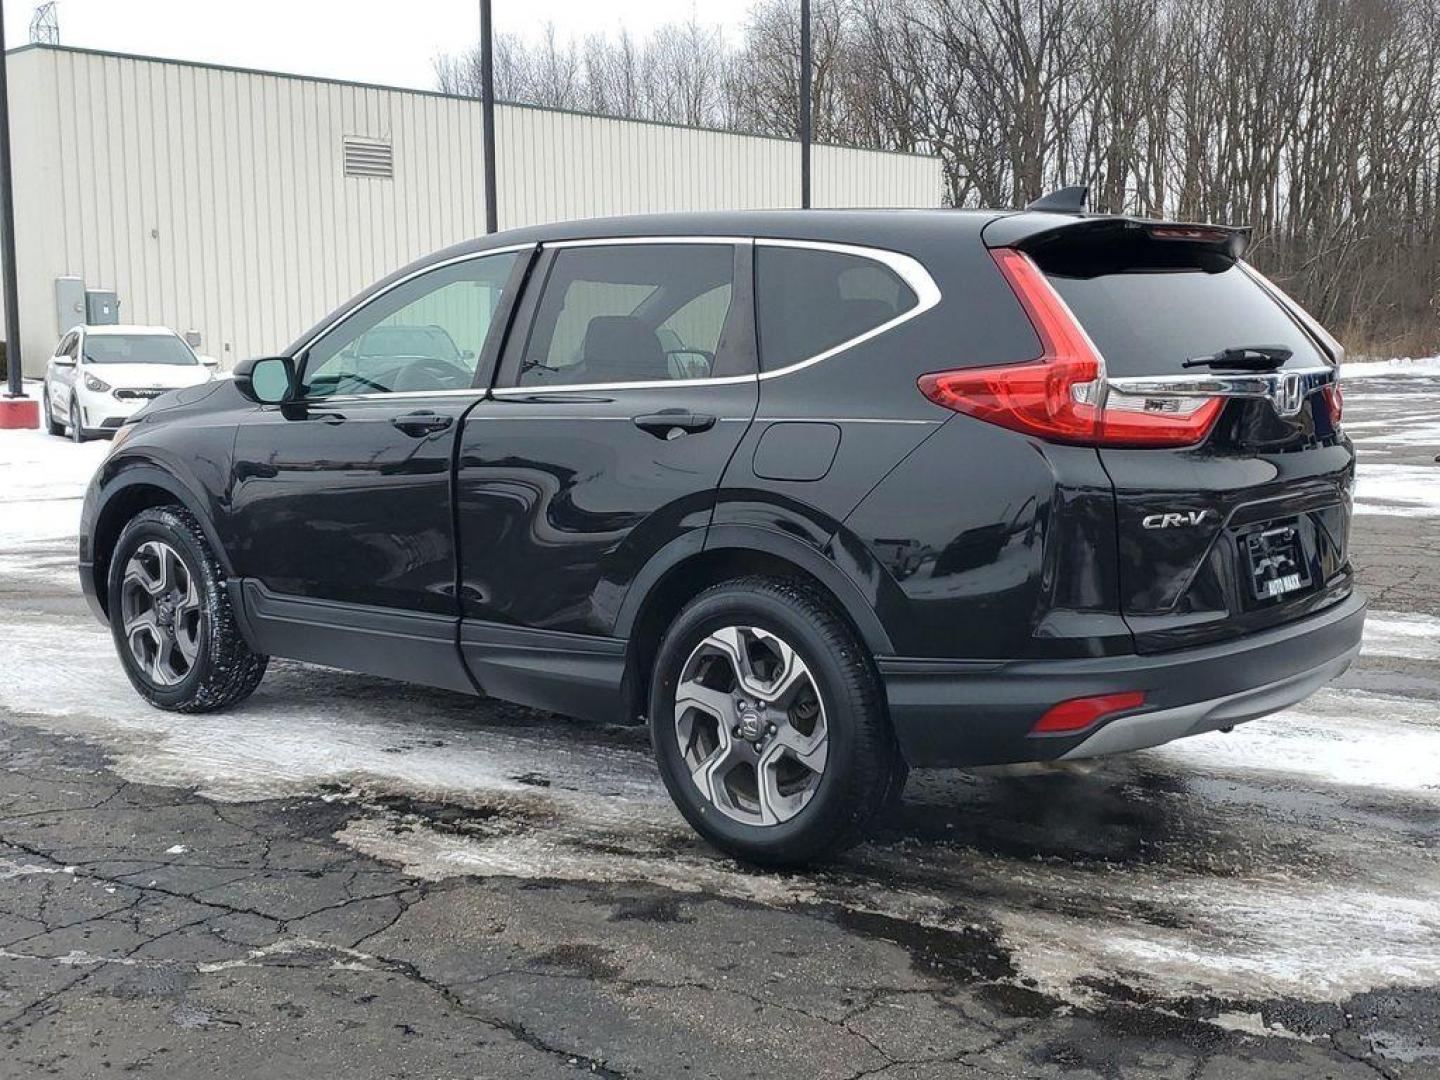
top-left (119, 540), bottom-right (203, 686)
top-left (674, 625), bottom-right (829, 826)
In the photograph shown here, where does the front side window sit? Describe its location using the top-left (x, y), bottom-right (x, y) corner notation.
top-left (755, 246), bottom-right (918, 372)
top-left (518, 244), bottom-right (735, 387)
top-left (305, 251), bottom-right (517, 397)
top-left (83, 334), bottom-right (197, 366)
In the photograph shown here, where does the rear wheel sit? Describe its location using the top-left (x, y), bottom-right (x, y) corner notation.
top-left (108, 505), bottom-right (268, 712)
top-left (42, 384), bottom-right (64, 436)
top-left (649, 576), bottom-right (902, 866)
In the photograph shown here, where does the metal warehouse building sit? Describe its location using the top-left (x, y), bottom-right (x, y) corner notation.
top-left (3, 44), bottom-right (942, 375)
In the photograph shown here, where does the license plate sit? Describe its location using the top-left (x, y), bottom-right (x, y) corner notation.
top-left (1242, 522), bottom-right (1312, 602)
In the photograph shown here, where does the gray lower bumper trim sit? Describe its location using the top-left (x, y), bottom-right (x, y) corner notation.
top-left (1060, 643), bottom-right (1360, 760)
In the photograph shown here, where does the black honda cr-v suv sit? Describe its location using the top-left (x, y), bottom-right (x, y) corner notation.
top-left (79, 206), bottom-right (1365, 864)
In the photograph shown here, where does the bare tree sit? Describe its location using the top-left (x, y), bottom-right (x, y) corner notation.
top-left (437, 0), bottom-right (1440, 355)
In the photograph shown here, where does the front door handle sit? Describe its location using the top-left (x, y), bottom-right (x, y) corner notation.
top-left (632, 410), bottom-right (717, 439)
top-left (391, 410), bottom-right (454, 437)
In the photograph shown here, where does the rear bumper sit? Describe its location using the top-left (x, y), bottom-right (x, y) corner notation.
top-left (878, 590), bottom-right (1366, 767)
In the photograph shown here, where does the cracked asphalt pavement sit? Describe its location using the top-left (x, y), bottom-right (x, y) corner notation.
top-left (1, 361), bottom-right (1438, 1079)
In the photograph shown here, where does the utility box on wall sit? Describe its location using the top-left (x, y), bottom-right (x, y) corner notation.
top-left (85, 289), bottom-right (119, 324)
top-left (54, 276), bottom-right (85, 333)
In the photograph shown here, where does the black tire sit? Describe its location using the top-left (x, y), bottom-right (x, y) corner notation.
top-left (649, 576), bottom-right (903, 866)
top-left (107, 505), bottom-right (268, 712)
top-left (42, 384), bottom-right (64, 436)
top-left (69, 397), bottom-right (87, 443)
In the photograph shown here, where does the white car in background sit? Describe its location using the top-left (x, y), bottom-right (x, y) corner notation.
top-left (42, 325), bottom-right (216, 441)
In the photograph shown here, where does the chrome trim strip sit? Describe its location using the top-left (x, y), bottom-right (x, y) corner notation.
top-left (296, 236), bottom-right (942, 401)
top-left (1106, 365), bottom-right (1336, 418)
top-left (293, 388), bottom-right (487, 405)
top-left (292, 243), bottom-right (534, 362)
top-left (755, 239), bottom-right (941, 381)
top-left (491, 374), bottom-right (753, 396)
top-left (546, 236), bottom-right (754, 248)
top-left (493, 237), bottom-right (941, 396)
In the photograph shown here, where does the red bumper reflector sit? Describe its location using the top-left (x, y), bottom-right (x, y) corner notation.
top-left (1031, 691), bottom-right (1146, 734)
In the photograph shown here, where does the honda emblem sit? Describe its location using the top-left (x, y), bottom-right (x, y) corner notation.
top-left (1273, 372), bottom-right (1304, 417)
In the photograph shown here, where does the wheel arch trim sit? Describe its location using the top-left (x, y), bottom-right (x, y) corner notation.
top-left (88, 464), bottom-right (234, 614)
top-left (613, 524), bottom-right (894, 656)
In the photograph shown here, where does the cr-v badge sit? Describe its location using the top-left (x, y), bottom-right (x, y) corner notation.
top-left (1142, 510), bottom-right (1211, 529)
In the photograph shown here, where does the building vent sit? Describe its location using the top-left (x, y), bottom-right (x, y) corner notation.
top-left (343, 137), bottom-right (393, 179)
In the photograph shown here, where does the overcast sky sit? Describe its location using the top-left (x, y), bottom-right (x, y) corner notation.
top-left (4, 0), bottom-right (752, 90)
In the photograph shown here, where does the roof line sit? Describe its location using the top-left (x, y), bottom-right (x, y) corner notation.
top-left (5, 43), bottom-right (940, 163)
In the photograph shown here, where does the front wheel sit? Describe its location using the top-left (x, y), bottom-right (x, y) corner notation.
top-left (42, 384), bottom-right (65, 436)
top-left (68, 397), bottom-right (87, 443)
top-left (108, 505), bottom-right (268, 712)
top-left (649, 576), bottom-right (903, 866)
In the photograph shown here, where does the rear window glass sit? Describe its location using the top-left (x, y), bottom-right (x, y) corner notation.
top-left (756, 247), bottom-right (917, 372)
top-left (1042, 264), bottom-right (1325, 376)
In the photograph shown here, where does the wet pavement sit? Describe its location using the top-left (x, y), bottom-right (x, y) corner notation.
top-left (1, 360), bottom-right (1437, 1078)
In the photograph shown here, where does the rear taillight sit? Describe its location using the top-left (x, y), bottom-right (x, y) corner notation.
top-left (1322, 382), bottom-right (1343, 427)
top-left (917, 248), bottom-right (1223, 448)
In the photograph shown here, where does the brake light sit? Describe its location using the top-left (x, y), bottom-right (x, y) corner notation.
top-left (1322, 382), bottom-right (1343, 427)
top-left (1031, 691), bottom-right (1146, 735)
top-left (917, 248), bottom-right (1223, 448)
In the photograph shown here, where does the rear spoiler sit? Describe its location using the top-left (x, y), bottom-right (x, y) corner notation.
top-left (983, 211), bottom-right (1251, 262)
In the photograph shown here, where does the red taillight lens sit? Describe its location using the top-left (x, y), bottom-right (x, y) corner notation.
top-left (1322, 382), bottom-right (1343, 426)
top-left (1031, 691), bottom-right (1146, 735)
top-left (917, 248), bottom-right (1223, 448)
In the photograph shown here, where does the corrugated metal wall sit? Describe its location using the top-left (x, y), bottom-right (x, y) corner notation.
top-left (7, 46), bottom-right (942, 375)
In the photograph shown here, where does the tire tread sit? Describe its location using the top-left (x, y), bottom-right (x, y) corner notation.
top-left (111, 505), bottom-right (267, 712)
top-left (653, 574), bottom-right (902, 865)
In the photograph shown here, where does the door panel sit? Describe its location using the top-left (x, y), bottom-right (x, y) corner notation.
top-left (226, 249), bottom-right (524, 626)
top-left (456, 383), bottom-right (757, 634)
top-left (455, 240), bottom-right (758, 643)
top-left (229, 393), bottom-right (472, 614)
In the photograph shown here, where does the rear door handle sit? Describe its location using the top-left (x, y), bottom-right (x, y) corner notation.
top-left (391, 410), bottom-right (454, 437)
top-left (632, 411), bottom-right (716, 439)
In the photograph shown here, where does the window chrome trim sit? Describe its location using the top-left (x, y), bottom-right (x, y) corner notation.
top-left (292, 388), bottom-right (489, 406)
top-left (291, 243), bottom-right (534, 371)
top-left (545, 236), bottom-right (754, 248)
top-left (490, 236), bottom-right (942, 397)
top-left (753, 239), bottom-right (941, 381)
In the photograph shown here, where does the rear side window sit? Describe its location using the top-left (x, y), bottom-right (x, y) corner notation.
top-left (755, 246), bottom-right (918, 372)
top-left (1041, 263), bottom-right (1325, 377)
top-left (519, 244), bottom-right (736, 387)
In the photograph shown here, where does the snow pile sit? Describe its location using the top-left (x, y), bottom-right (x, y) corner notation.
top-left (1343, 355), bottom-right (1440, 379)
top-left (0, 428), bottom-right (107, 548)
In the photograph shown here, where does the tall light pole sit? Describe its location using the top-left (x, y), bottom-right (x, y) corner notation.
top-left (480, 0), bottom-right (498, 234)
top-left (0, 0), bottom-right (29, 406)
top-left (799, 0), bottom-right (811, 209)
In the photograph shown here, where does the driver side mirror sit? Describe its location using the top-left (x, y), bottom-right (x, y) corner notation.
top-left (234, 355), bottom-right (296, 404)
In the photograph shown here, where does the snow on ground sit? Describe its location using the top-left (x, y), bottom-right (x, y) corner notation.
top-left (0, 372), bottom-right (1438, 1007)
top-left (1353, 462), bottom-right (1440, 516)
top-left (1342, 354), bottom-right (1440, 378)
top-left (0, 428), bottom-right (107, 548)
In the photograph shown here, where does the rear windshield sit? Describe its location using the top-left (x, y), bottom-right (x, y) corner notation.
top-left (1041, 264), bottom-right (1325, 376)
top-left (84, 334), bottom-right (197, 366)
